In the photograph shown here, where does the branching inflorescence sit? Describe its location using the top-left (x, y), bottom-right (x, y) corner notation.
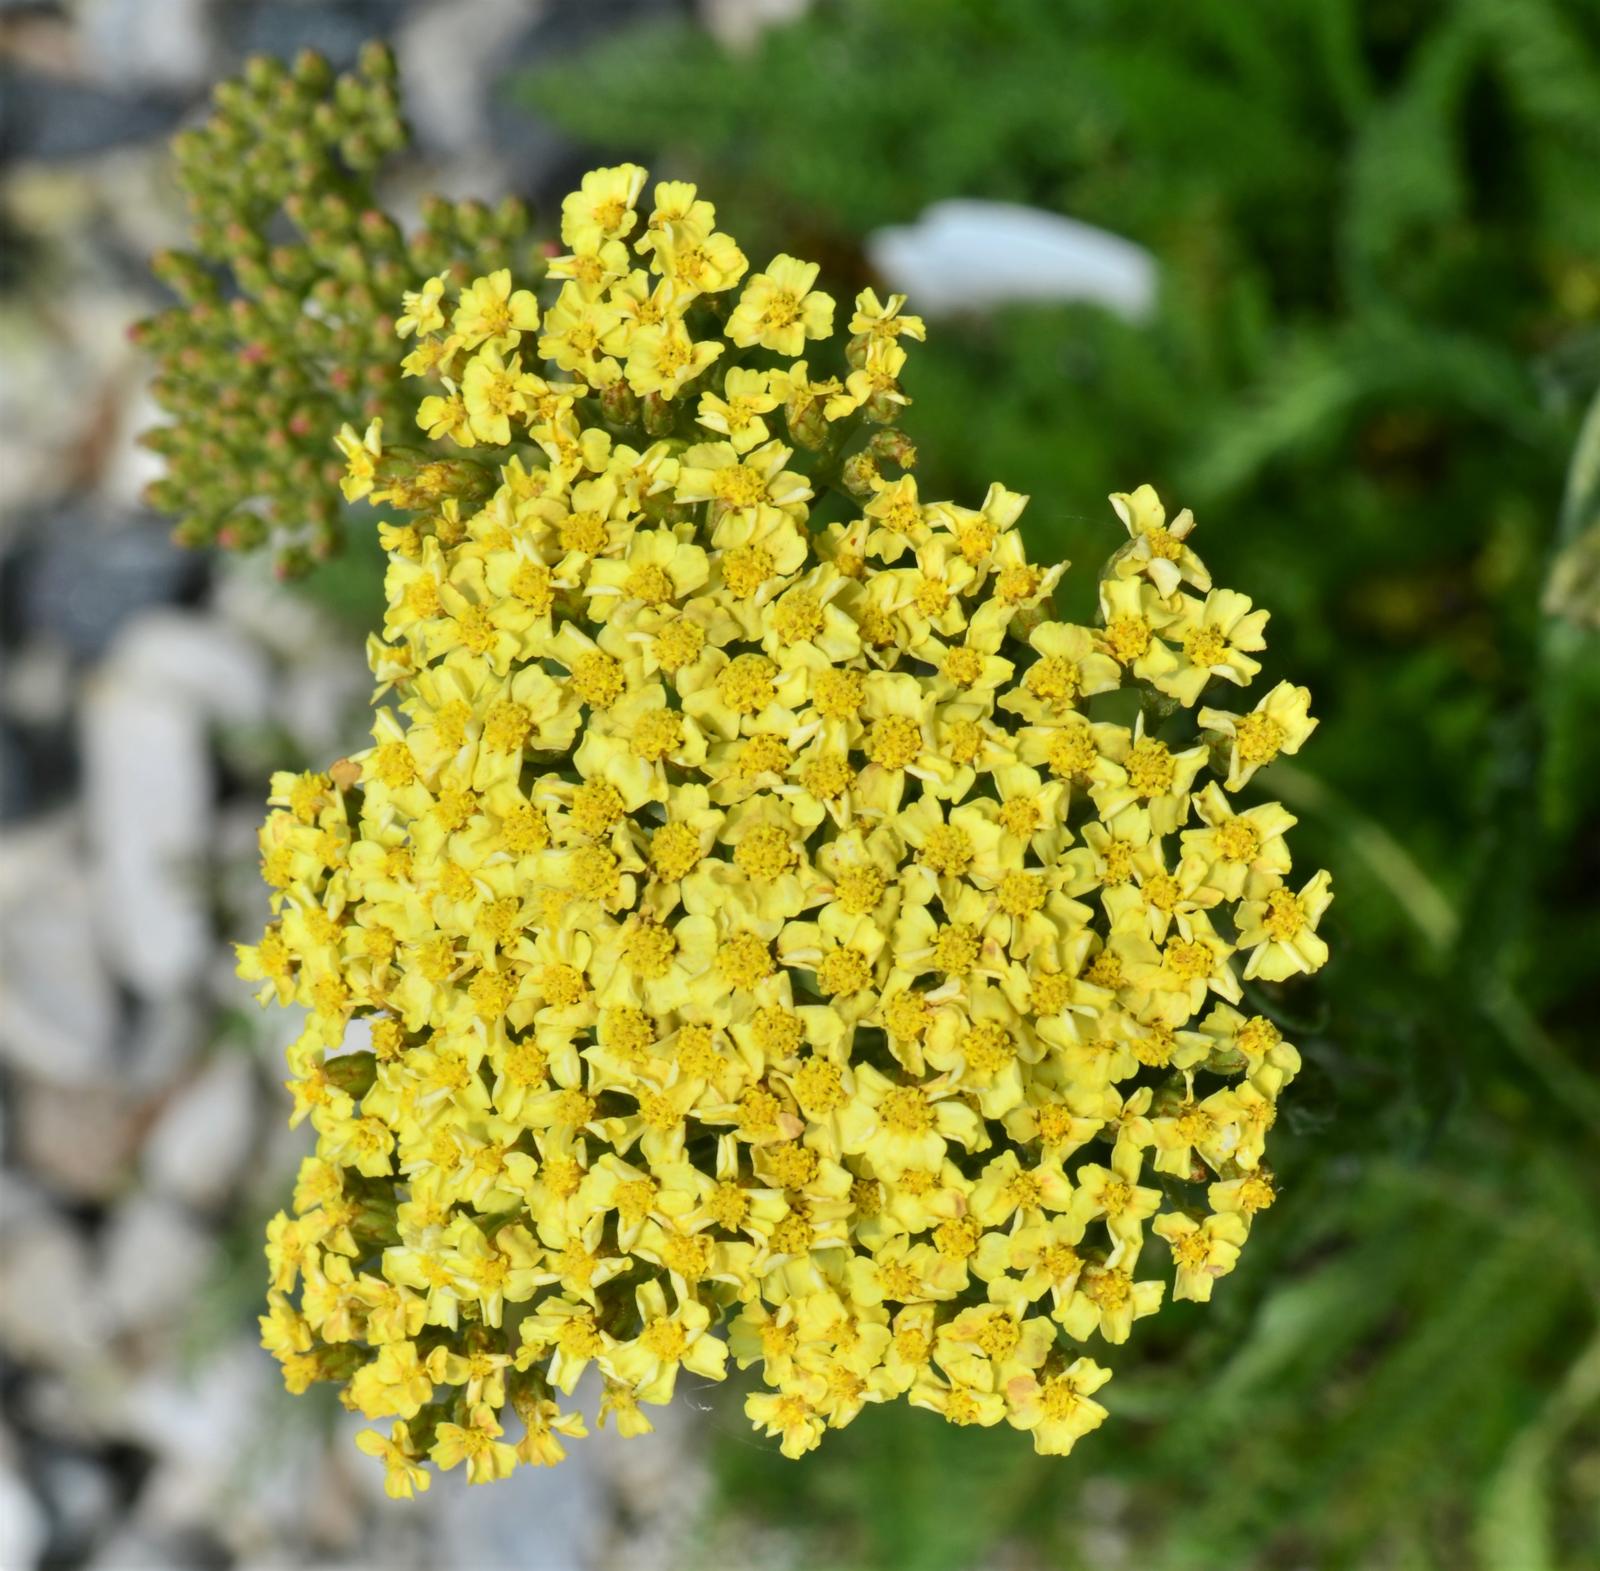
top-left (133, 45), bottom-right (533, 577)
top-left (238, 164), bottom-right (1331, 1493)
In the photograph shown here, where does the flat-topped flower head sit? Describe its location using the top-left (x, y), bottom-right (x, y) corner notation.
top-left (240, 163), bottom-right (1332, 1488)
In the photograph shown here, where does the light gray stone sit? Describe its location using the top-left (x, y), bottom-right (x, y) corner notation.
top-left (80, 666), bottom-right (212, 998)
top-left (84, 1526), bottom-right (222, 1571)
top-left (123, 993), bottom-right (208, 1095)
top-left (0, 299), bottom-right (86, 516)
top-left (0, 1210), bottom-right (104, 1368)
top-left (87, 144), bottom-right (191, 264)
top-left (0, 1460), bottom-right (49, 1571)
top-left (701, 0), bottom-right (813, 50)
top-left (0, 817), bottom-right (119, 1087)
top-left (397, 0), bottom-right (535, 155)
top-left (212, 570), bottom-right (334, 663)
top-left (0, 637), bottom-right (73, 726)
top-left (99, 1195), bottom-right (213, 1336)
top-left (143, 1052), bottom-right (260, 1211)
top-left (116, 1339), bottom-right (271, 1532)
top-left (113, 610), bottom-right (274, 729)
top-left (592, 1392), bottom-right (711, 1571)
top-left (78, 0), bottom-right (217, 91)
top-left (36, 1451), bottom-right (120, 1561)
top-left (12, 1080), bottom-right (140, 1202)
top-left (275, 660), bottom-right (372, 760)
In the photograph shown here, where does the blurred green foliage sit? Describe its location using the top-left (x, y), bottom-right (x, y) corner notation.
top-left (527, 1), bottom-right (1600, 1565)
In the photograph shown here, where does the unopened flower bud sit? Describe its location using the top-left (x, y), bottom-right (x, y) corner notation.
top-left (840, 450), bottom-right (881, 499)
top-left (868, 427), bottom-right (917, 471)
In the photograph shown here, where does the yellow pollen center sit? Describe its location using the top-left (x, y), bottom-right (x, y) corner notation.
top-left (1165, 937), bottom-right (1213, 982)
top-left (1236, 712), bottom-right (1286, 765)
top-left (572, 651), bottom-right (624, 708)
top-left (1184, 624), bottom-right (1228, 667)
top-left (836, 865), bottom-right (885, 914)
top-left (1262, 887), bottom-right (1306, 942)
top-left (1216, 818), bottom-right (1260, 861)
top-left (1103, 615), bottom-right (1152, 663)
top-left (654, 617), bottom-right (704, 672)
top-left (881, 1085), bottom-right (933, 1135)
top-left (1126, 738), bottom-right (1176, 797)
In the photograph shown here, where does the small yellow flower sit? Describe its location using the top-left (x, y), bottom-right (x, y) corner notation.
top-left (355, 1423), bottom-right (433, 1498)
top-left (537, 282), bottom-right (621, 385)
top-left (1003, 1356), bottom-right (1112, 1456)
top-left (334, 418), bottom-right (384, 501)
top-left (727, 254), bottom-right (835, 356)
top-left (1201, 680), bottom-right (1319, 791)
top-left (452, 268), bottom-right (541, 351)
top-left (1110, 483), bottom-right (1210, 597)
top-left (697, 368), bottom-right (781, 453)
top-left (624, 317), bottom-right (723, 399)
top-left (850, 287), bottom-right (926, 343)
top-left (561, 163), bottom-right (649, 251)
top-left (431, 1404), bottom-right (519, 1484)
top-left (461, 345), bottom-right (533, 445)
top-left (1153, 1210), bottom-right (1248, 1301)
top-left (396, 275), bottom-right (448, 339)
top-left (1234, 869), bottom-right (1334, 981)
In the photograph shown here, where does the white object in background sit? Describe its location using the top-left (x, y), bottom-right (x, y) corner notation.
top-left (868, 199), bottom-right (1158, 320)
top-left (701, 0), bottom-right (814, 50)
top-left (0, 1459), bottom-right (49, 1571)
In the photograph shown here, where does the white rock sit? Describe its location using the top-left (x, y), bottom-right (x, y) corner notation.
top-left (0, 1212), bottom-right (104, 1368)
top-left (84, 1527), bottom-right (212, 1571)
top-left (78, 0), bottom-right (217, 92)
top-left (0, 1171), bottom-right (49, 1232)
top-left (143, 1052), bottom-right (260, 1212)
top-left (397, 0), bottom-right (533, 155)
top-left (90, 144), bottom-right (191, 263)
top-left (98, 378), bottom-right (171, 515)
top-left (0, 818), bottom-right (119, 1087)
top-left (0, 281), bottom-right (156, 513)
top-left (0, 301), bottom-right (85, 517)
top-left (116, 1338), bottom-right (271, 1533)
top-left (212, 571), bottom-right (332, 663)
top-left (592, 1393), bottom-right (711, 1571)
top-left (0, 1461), bottom-right (49, 1571)
top-left (79, 666), bottom-right (212, 998)
top-left (36, 1452), bottom-right (120, 1557)
top-left (432, 1462), bottom-right (607, 1571)
top-left (868, 199), bottom-right (1158, 320)
top-left (112, 609), bottom-right (274, 729)
top-left (123, 994), bottom-right (208, 1096)
top-left (276, 660), bottom-right (371, 761)
top-left (99, 1195), bottom-right (213, 1336)
top-left (700, 0), bottom-right (813, 50)
top-left (211, 572), bottom-right (368, 755)
top-left (0, 638), bottom-right (73, 726)
top-left (13, 1081), bottom-right (140, 1203)
top-left (222, 1420), bottom-right (366, 1566)
top-left (17, 1370), bottom-right (117, 1449)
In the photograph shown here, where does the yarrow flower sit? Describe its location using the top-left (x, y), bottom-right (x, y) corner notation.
top-left (237, 165), bottom-right (1331, 1492)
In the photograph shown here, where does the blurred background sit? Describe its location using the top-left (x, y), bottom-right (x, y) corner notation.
top-left (2, 1), bottom-right (1598, 1568)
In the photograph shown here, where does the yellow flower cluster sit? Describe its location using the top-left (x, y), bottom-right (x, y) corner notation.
top-left (240, 164), bottom-right (1332, 1493)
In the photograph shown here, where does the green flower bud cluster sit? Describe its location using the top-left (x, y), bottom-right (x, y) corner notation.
top-left (133, 42), bottom-right (536, 579)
